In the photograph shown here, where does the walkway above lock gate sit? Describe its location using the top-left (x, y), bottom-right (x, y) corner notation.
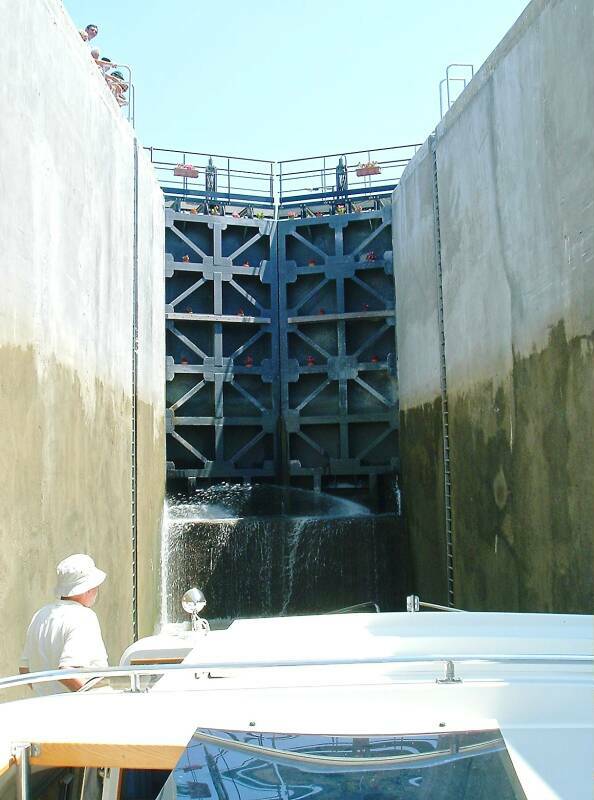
top-left (147, 142), bottom-right (422, 217)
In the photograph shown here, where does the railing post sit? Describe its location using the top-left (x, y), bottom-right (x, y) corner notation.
top-left (12, 744), bottom-right (31, 800)
top-left (406, 594), bottom-right (420, 613)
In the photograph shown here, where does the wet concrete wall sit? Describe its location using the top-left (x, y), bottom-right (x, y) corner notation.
top-left (393, 0), bottom-right (593, 611)
top-left (0, 0), bottom-right (165, 680)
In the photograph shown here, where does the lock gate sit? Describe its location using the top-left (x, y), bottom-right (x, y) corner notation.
top-left (165, 207), bottom-right (398, 495)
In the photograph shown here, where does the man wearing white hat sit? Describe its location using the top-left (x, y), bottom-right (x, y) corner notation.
top-left (19, 554), bottom-right (109, 696)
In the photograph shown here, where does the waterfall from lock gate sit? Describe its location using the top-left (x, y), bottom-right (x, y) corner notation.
top-left (159, 484), bottom-right (407, 626)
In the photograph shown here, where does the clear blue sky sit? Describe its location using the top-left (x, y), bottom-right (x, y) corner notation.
top-left (65, 0), bottom-right (528, 160)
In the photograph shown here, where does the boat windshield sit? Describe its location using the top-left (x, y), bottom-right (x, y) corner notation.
top-left (153, 727), bottom-right (527, 799)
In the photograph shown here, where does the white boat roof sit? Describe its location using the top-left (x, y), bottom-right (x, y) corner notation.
top-left (1, 611), bottom-right (592, 800)
top-left (128, 609), bottom-right (592, 662)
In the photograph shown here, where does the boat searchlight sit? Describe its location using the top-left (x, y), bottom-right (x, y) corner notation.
top-left (181, 587), bottom-right (210, 634)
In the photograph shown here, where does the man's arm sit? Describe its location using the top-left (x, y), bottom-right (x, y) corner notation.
top-left (19, 664), bottom-right (84, 692)
top-left (58, 669), bottom-right (86, 692)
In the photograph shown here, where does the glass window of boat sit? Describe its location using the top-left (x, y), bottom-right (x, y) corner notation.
top-left (155, 728), bottom-right (527, 799)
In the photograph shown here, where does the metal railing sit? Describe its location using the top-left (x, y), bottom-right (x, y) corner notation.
top-left (145, 147), bottom-right (275, 208)
top-left (330, 601), bottom-right (381, 614)
top-left (190, 729), bottom-right (506, 771)
top-left (439, 63), bottom-right (474, 119)
top-left (406, 595), bottom-right (465, 613)
top-left (278, 144), bottom-right (421, 208)
top-left (145, 143), bottom-right (422, 213)
top-left (1, 651), bottom-right (590, 696)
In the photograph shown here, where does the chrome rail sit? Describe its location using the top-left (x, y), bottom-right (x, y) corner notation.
top-left (12, 744), bottom-right (31, 800)
top-left (421, 602), bottom-right (464, 612)
top-left (329, 601), bottom-right (381, 614)
top-left (2, 652), bottom-right (591, 695)
top-left (190, 730), bottom-right (505, 772)
top-left (406, 595), bottom-right (465, 613)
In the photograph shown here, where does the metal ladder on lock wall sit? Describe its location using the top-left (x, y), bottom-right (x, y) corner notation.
top-left (430, 135), bottom-right (454, 608)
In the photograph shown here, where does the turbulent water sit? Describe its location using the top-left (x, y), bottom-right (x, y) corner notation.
top-left (160, 484), bottom-right (405, 625)
top-left (167, 484), bottom-right (368, 520)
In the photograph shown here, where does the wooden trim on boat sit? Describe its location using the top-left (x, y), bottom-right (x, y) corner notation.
top-left (129, 658), bottom-right (184, 665)
top-left (30, 743), bottom-right (184, 770)
top-left (0, 759), bottom-right (14, 778)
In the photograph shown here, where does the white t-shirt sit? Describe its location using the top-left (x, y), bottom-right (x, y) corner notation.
top-left (20, 600), bottom-right (108, 696)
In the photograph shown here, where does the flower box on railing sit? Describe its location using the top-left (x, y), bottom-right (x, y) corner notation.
top-left (356, 162), bottom-right (381, 177)
top-left (174, 164), bottom-right (199, 178)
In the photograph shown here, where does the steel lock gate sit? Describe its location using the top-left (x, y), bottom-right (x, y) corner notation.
top-left (277, 207), bottom-right (398, 490)
top-left (165, 211), bottom-right (279, 480)
top-left (165, 208), bottom-right (398, 488)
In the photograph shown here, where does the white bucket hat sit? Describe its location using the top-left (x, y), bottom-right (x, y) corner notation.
top-left (55, 554), bottom-right (107, 598)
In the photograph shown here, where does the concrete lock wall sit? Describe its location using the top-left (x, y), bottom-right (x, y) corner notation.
top-left (393, 0), bottom-right (593, 612)
top-left (0, 0), bottom-right (165, 682)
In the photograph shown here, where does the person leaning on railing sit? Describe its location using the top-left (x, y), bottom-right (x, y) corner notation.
top-left (19, 554), bottom-right (109, 695)
top-left (105, 70), bottom-right (129, 106)
top-left (91, 51), bottom-right (114, 76)
top-left (90, 51), bottom-right (130, 107)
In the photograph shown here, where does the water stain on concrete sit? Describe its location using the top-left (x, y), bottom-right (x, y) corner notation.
top-left (0, 344), bottom-right (164, 683)
top-left (406, 321), bottom-right (593, 613)
top-left (493, 466), bottom-right (509, 511)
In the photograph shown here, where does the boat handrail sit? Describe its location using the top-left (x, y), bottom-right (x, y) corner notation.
top-left (329, 601), bottom-right (381, 614)
top-left (1, 652), bottom-right (591, 695)
top-left (420, 601), bottom-right (465, 612)
top-left (406, 595), bottom-right (466, 612)
top-left (190, 729), bottom-right (505, 771)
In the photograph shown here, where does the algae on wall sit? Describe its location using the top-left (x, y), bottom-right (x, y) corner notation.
top-left (397, 322), bottom-right (594, 614)
top-left (399, 399), bottom-right (448, 605)
top-left (449, 323), bottom-right (593, 612)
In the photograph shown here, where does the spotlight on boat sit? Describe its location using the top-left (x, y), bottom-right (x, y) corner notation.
top-left (181, 588), bottom-right (209, 634)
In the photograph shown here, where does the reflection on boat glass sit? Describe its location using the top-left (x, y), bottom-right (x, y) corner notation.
top-left (148, 728), bottom-right (527, 800)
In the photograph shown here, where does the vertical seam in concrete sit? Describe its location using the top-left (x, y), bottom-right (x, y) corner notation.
top-left (429, 134), bottom-right (455, 607)
top-left (131, 138), bottom-right (139, 641)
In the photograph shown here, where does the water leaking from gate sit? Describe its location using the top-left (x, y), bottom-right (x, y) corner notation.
top-left (159, 484), bottom-right (406, 625)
